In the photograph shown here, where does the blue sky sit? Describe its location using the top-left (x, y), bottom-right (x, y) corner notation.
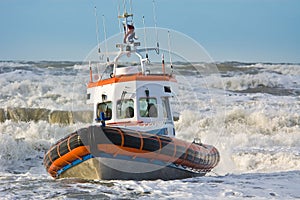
top-left (1, 0), bottom-right (300, 63)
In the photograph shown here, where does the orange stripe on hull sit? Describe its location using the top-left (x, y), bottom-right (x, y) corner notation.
top-left (47, 146), bottom-right (90, 177)
top-left (88, 74), bottom-right (176, 88)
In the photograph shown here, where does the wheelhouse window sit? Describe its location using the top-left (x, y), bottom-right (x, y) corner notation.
top-left (96, 101), bottom-right (112, 120)
top-left (139, 98), bottom-right (157, 118)
top-left (162, 97), bottom-right (172, 121)
top-left (117, 99), bottom-right (134, 119)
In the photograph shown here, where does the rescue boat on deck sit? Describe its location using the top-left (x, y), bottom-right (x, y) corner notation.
top-left (43, 2), bottom-right (220, 180)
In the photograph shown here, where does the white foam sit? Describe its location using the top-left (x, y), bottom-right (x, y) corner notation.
top-left (247, 63), bottom-right (300, 75)
top-left (174, 92), bottom-right (300, 174)
top-left (0, 120), bottom-right (87, 173)
top-left (210, 72), bottom-right (290, 91)
top-left (0, 61), bottom-right (300, 176)
top-left (0, 61), bottom-right (31, 68)
top-left (0, 64), bottom-right (88, 110)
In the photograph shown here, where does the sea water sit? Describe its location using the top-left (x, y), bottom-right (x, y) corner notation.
top-left (0, 61), bottom-right (299, 199)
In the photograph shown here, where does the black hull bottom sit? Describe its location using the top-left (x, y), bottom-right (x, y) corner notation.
top-left (59, 157), bottom-right (205, 181)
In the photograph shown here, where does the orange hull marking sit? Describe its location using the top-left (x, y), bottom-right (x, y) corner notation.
top-left (138, 132), bottom-right (144, 151)
top-left (97, 144), bottom-right (178, 163)
top-left (48, 146), bottom-right (90, 176)
top-left (47, 142), bottom-right (217, 177)
top-left (88, 74), bottom-right (177, 88)
top-left (57, 141), bottom-right (72, 165)
top-left (106, 121), bottom-right (144, 126)
top-left (46, 145), bottom-right (57, 167)
top-left (67, 134), bottom-right (84, 160)
top-left (156, 135), bottom-right (162, 154)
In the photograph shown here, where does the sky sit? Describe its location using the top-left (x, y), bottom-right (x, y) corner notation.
top-left (0, 0), bottom-right (300, 63)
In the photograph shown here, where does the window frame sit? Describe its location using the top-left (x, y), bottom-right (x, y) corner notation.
top-left (96, 101), bottom-right (112, 120)
top-left (116, 98), bottom-right (135, 119)
top-left (139, 97), bottom-right (158, 118)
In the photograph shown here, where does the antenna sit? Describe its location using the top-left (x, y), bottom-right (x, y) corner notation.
top-left (89, 61), bottom-right (93, 82)
top-left (102, 15), bottom-right (109, 63)
top-left (167, 31), bottom-right (173, 72)
top-left (161, 53), bottom-right (165, 74)
top-left (142, 16), bottom-right (149, 60)
top-left (129, 0), bottom-right (133, 18)
top-left (123, 0), bottom-right (126, 13)
top-left (152, 0), bottom-right (159, 54)
top-left (117, 2), bottom-right (122, 33)
top-left (94, 6), bottom-right (101, 53)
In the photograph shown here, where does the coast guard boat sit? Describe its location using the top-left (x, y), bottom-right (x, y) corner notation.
top-left (43, 2), bottom-right (220, 180)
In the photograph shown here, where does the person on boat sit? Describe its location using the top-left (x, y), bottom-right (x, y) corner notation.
top-left (123, 23), bottom-right (136, 43)
top-left (125, 106), bottom-right (134, 118)
top-left (96, 103), bottom-right (112, 121)
top-left (148, 103), bottom-right (157, 117)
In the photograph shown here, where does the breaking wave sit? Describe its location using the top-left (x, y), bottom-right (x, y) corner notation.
top-left (0, 61), bottom-right (299, 175)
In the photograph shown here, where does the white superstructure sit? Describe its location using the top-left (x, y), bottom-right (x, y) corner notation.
top-left (86, 21), bottom-right (177, 137)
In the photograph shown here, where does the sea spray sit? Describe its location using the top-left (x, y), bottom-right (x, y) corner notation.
top-left (0, 120), bottom-right (88, 173)
top-left (0, 61), bottom-right (300, 198)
